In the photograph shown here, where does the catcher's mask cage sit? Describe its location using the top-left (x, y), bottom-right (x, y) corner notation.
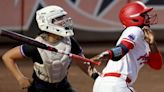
top-left (119, 1), bottom-right (157, 27)
top-left (36, 5), bottom-right (74, 37)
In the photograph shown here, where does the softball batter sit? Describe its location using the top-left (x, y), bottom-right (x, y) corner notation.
top-left (91, 1), bottom-right (163, 92)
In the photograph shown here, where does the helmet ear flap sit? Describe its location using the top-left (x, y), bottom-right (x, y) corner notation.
top-left (132, 16), bottom-right (145, 25)
top-left (132, 19), bottom-right (139, 22)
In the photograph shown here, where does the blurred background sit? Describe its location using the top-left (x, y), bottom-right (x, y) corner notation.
top-left (0, 0), bottom-right (164, 92)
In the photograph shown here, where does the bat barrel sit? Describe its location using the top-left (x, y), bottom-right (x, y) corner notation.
top-left (0, 29), bottom-right (57, 52)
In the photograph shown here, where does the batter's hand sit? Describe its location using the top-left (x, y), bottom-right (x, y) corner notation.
top-left (91, 51), bottom-right (110, 62)
top-left (17, 76), bottom-right (31, 90)
top-left (142, 26), bottom-right (155, 45)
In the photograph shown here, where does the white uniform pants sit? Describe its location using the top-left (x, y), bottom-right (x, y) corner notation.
top-left (93, 76), bottom-right (136, 92)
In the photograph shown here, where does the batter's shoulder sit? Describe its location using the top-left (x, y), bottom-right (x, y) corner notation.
top-left (123, 26), bottom-right (143, 34)
top-left (126, 26), bottom-right (142, 32)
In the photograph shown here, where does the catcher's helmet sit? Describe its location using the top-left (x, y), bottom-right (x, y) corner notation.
top-left (36, 5), bottom-right (74, 37)
top-left (119, 1), bottom-right (155, 27)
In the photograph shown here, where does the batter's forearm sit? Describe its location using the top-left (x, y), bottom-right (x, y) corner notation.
top-left (149, 42), bottom-right (158, 53)
top-left (147, 41), bottom-right (163, 70)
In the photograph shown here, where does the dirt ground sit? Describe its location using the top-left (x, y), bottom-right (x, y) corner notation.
top-left (0, 44), bottom-right (164, 92)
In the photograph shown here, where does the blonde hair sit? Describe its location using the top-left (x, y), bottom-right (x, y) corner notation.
top-left (39, 32), bottom-right (49, 41)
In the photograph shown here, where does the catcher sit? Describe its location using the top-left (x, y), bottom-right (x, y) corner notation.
top-left (90, 1), bottom-right (163, 92)
top-left (2, 5), bottom-right (91, 92)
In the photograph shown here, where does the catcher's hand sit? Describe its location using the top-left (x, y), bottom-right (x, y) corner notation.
top-left (17, 76), bottom-right (31, 90)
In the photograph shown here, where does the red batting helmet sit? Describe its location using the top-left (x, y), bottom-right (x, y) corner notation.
top-left (119, 1), bottom-right (154, 27)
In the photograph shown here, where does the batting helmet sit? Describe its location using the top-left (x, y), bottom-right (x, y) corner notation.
top-left (36, 5), bottom-right (74, 37)
top-left (119, 1), bottom-right (154, 27)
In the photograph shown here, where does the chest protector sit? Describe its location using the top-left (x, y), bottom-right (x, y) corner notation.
top-left (33, 36), bottom-right (71, 83)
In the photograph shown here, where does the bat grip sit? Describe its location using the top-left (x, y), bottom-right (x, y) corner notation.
top-left (69, 54), bottom-right (101, 66)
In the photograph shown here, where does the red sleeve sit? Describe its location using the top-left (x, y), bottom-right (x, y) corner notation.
top-left (121, 38), bottom-right (135, 49)
top-left (147, 52), bottom-right (163, 70)
top-left (107, 50), bottom-right (113, 59)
